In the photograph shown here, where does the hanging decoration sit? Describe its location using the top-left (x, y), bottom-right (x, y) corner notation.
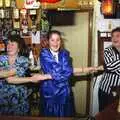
top-left (101, 0), bottom-right (114, 15)
top-left (40, 0), bottom-right (61, 3)
top-left (25, 0), bottom-right (40, 9)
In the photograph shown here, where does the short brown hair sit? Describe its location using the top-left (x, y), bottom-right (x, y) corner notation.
top-left (111, 27), bottom-right (120, 36)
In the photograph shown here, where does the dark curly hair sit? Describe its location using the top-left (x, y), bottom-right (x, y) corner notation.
top-left (8, 34), bottom-right (29, 57)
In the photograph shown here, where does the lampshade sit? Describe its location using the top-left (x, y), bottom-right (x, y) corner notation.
top-left (40, 0), bottom-right (61, 3)
top-left (101, 0), bottom-right (114, 15)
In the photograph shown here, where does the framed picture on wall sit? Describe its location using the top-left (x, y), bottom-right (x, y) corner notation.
top-left (98, 31), bottom-right (112, 65)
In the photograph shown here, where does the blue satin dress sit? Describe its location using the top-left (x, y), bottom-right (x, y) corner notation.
top-left (40, 48), bottom-right (74, 117)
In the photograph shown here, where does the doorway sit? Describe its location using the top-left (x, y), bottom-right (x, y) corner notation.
top-left (48, 10), bottom-right (93, 115)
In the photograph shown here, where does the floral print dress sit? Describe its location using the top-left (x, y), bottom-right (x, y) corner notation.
top-left (0, 55), bottom-right (30, 116)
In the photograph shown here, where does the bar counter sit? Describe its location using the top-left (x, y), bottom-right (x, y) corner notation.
top-left (0, 103), bottom-right (120, 120)
top-left (95, 100), bottom-right (120, 120)
top-left (0, 116), bottom-right (74, 120)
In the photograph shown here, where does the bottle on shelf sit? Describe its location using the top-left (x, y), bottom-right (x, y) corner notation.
top-left (29, 48), bottom-right (34, 67)
top-left (0, 9), bottom-right (4, 19)
top-left (40, 11), bottom-right (50, 35)
top-left (12, 0), bottom-right (19, 17)
top-left (13, 8), bottom-right (20, 29)
top-left (20, 7), bottom-right (29, 36)
top-left (29, 9), bottom-right (37, 28)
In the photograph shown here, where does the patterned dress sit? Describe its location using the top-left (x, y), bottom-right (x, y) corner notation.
top-left (0, 55), bottom-right (30, 116)
top-left (40, 48), bottom-right (75, 117)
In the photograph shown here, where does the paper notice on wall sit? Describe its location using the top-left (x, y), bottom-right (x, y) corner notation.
top-left (31, 31), bottom-right (40, 44)
top-left (104, 42), bottom-right (112, 49)
top-left (25, 0), bottom-right (40, 9)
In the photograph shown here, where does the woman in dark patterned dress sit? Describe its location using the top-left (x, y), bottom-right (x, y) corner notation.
top-left (0, 34), bottom-right (32, 116)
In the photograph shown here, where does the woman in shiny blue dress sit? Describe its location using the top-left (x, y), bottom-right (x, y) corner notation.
top-left (31, 30), bottom-right (75, 117)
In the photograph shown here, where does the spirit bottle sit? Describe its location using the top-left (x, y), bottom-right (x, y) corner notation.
top-left (0, 9), bottom-right (4, 19)
top-left (21, 17), bottom-right (29, 35)
top-left (29, 9), bottom-right (37, 27)
top-left (13, 8), bottom-right (19, 19)
top-left (29, 49), bottom-right (34, 67)
top-left (20, 8), bottom-right (29, 36)
top-left (13, 8), bottom-right (20, 29)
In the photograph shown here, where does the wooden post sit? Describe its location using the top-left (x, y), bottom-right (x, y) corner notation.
top-left (118, 97), bottom-right (120, 113)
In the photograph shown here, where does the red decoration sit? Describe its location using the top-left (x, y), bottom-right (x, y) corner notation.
top-left (26, 0), bottom-right (34, 5)
top-left (40, 0), bottom-right (61, 3)
top-left (101, 0), bottom-right (114, 15)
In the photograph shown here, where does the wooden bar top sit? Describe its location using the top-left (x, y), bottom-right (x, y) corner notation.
top-left (95, 100), bottom-right (120, 120)
top-left (0, 116), bottom-right (74, 120)
top-left (0, 101), bottom-right (120, 120)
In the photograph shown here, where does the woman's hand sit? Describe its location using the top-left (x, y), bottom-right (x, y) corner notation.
top-left (0, 69), bottom-right (16, 78)
top-left (97, 65), bottom-right (104, 71)
top-left (84, 66), bottom-right (104, 73)
top-left (6, 76), bottom-right (33, 84)
top-left (73, 66), bottom-right (104, 75)
top-left (31, 74), bottom-right (52, 83)
top-left (6, 76), bottom-right (15, 83)
top-left (5, 74), bottom-right (52, 84)
top-left (31, 74), bottom-right (45, 82)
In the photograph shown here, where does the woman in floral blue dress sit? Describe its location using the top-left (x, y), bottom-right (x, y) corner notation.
top-left (0, 34), bottom-right (32, 116)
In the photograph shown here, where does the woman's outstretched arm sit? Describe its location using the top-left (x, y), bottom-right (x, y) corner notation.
top-left (73, 65), bottom-right (104, 75)
top-left (0, 69), bottom-right (16, 78)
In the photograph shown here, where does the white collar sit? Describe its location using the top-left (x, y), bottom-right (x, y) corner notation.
top-left (50, 49), bottom-right (59, 55)
top-left (50, 49), bottom-right (59, 63)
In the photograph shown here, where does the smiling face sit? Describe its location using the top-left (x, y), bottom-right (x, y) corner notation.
top-left (112, 31), bottom-right (120, 49)
top-left (7, 41), bottom-right (19, 56)
top-left (49, 33), bottom-right (61, 52)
